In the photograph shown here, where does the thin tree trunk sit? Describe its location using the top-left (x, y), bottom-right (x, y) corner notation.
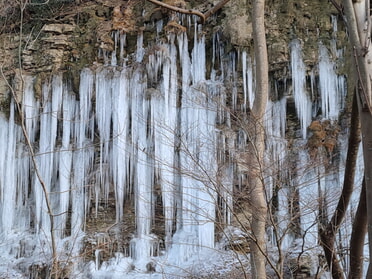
top-left (319, 92), bottom-right (361, 279)
top-left (248, 0), bottom-right (269, 278)
top-left (349, 178), bottom-right (367, 279)
top-left (359, 108), bottom-right (372, 278)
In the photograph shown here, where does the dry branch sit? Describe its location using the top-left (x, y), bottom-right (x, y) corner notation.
top-left (145, 0), bottom-right (231, 24)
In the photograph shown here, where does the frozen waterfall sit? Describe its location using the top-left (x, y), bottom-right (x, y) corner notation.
top-left (0, 20), bottom-right (361, 279)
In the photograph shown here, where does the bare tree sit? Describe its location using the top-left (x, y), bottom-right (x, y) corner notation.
top-left (349, 177), bottom-right (367, 279)
top-left (341, 0), bottom-right (372, 276)
top-left (319, 92), bottom-right (361, 279)
top-left (246, 0), bottom-right (269, 278)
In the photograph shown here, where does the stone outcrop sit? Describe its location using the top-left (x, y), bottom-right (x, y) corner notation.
top-left (0, 0), bottom-right (344, 78)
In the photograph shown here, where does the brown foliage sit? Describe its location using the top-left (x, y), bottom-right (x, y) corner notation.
top-left (307, 120), bottom-right (340, 157)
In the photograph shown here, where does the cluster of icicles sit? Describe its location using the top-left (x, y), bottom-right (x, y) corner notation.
top-left (0, 17), bottom-right (357, 278)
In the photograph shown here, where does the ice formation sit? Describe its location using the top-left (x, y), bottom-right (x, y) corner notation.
top-left (0, 18), bottom-right (362, 279)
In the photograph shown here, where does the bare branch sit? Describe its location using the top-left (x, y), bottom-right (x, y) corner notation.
top-left (146, 0), bottom-right (231, 24)
top-left (146, 0), bottom-right (206, 23)
top-left (204, 0), bottom-right (231, 20)
top-left (329, 0), bottom-right (344, 15)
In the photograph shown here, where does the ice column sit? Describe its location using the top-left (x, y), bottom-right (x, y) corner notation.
top-left (242, 51), bottom-right (255, 110)
top-left (0, 102), bottom-right (18, 233)
top-left (191, 27), bottom-right (206, 83)
top-left (34, 76), bottom-right (63, 233)
top-left (265, 98), bottom-right (291, 248)
top-left (111, 69), bottom-right (130, 222)
top-left (151, 35), bottom-right (178, 248)
top-left (130, 31), bottom-right (158, 268)
top-left (95, 68), bottom-right (113, 204)
top-left (290, 40), bottom-right (312, 139)
top-left (56, 91), bottom-right (75, 238)
top-left (23, 76), bottom-right (40, 143)
top-left (71, 69), bottom-right (95, 236)
top-left (130, 67), bottom-right (157, 269)
top-left (318, 44), bottom-right (343, 120)
top-left (171, 30), bottom-right (217, 264)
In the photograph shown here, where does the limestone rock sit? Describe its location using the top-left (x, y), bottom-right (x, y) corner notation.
top-left (41, 23), bottom-right (75, 34)
top-left (0, 77), bottom-right (10, 105)
top-left (223, 15), bottom-right (252, 46)
top-left (41, 34), bottom-right (72, 47)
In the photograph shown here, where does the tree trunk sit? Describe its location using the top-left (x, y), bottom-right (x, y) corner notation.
top-left (319, 92), bottom-right (361, 279)
top-left (248, 0), bottom-right (269, 278)
top-left (359, 109), bottom-right (372, 278)
top-left (349, 178), bottom-right (367, 279)
top-left (341, 1), bottom-right (372, 275)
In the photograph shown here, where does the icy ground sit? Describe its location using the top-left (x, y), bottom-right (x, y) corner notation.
top-left (0, 227), bottom-right (252, 279)
top-left (0, 234), bottom-right (251, 279)
top-left (82, 248), bottom-right (250, 279)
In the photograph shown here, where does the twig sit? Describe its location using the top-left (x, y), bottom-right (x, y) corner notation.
top-left (146, 0), bottom-right (231, 24)
top-left (204, 0), bottom-right (231, 20)
top-left (353, 46), bottom-right (372, 113)
top-left (146, 0), bottom-right (206, 23)
top-left (329, 0), bottom-right (343, 15)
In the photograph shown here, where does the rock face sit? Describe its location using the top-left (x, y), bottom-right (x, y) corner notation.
top-left (0, 0), bottom-right (343, 77)
top-left (23, 23), bottom-right (76, 72)
top-left (0, 0), bottom-right (342, 112)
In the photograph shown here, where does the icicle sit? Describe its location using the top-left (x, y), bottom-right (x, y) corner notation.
top-left (150, 36), bottom-right (178, 248)
top-left (111, 69), bottom-right (130, 222)
top-left (264, 98), bottom-right (290, 249)
top-left (156, 20), bottom-right (163, 34)
top-left (129, 67), bottom-right (158, 270)
top-left (166, 31), bottom-right (218, 264)
top-left (146, 41), bottom-right (166, 85)
top-left (178, 32), bottom-right (191, 93)
top-left (211, 32), bottom-right (225, 81)
top-left (56, 91), bottom-right (75, 238)
top-left (290, 40), bottom-right (312, 139)
top-left (15, 140), bottom-right (31, 232)
top-left (111, 31), bottom-right (118, 66)
top-left (265, 98), bottom-right (287, 139)
top-left (242, 51), bottom-right (255, 110)
top-left (318, 44), bottom-right (342, 120)
top-left (34, 75), bottom-right (63, 233)
top-left (229, 52), bottom-right (238, 110)
top-left (71, 69), bottom-right (95, 237)
top-left (23, 75), bottom-right (39, 143)
top-left (220, 165), bottom-right (234, 225)
top-left (191, 32), bottom-right (206, 84)
top-left (95, 68), bottom-right (112, 205)
top-left (247, 56), bottom-right (254, 109)
top-left (177, 82), bottom-right (217, 255)
top-left (136, 31), bottom-right (144, 62)
top-left (1, 101), bottom-right (17, 233)
top-left (242, 51), bottom-right (247, 110)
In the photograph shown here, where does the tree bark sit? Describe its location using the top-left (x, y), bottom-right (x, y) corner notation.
top-left (349, 178), bottom-right (367, 279)
top-left (319, 92), bottom-right (361, 279)
top-left (341, 1), bottom-right (372, 276)
top-left (248, 0), bottom-right (269, 278)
